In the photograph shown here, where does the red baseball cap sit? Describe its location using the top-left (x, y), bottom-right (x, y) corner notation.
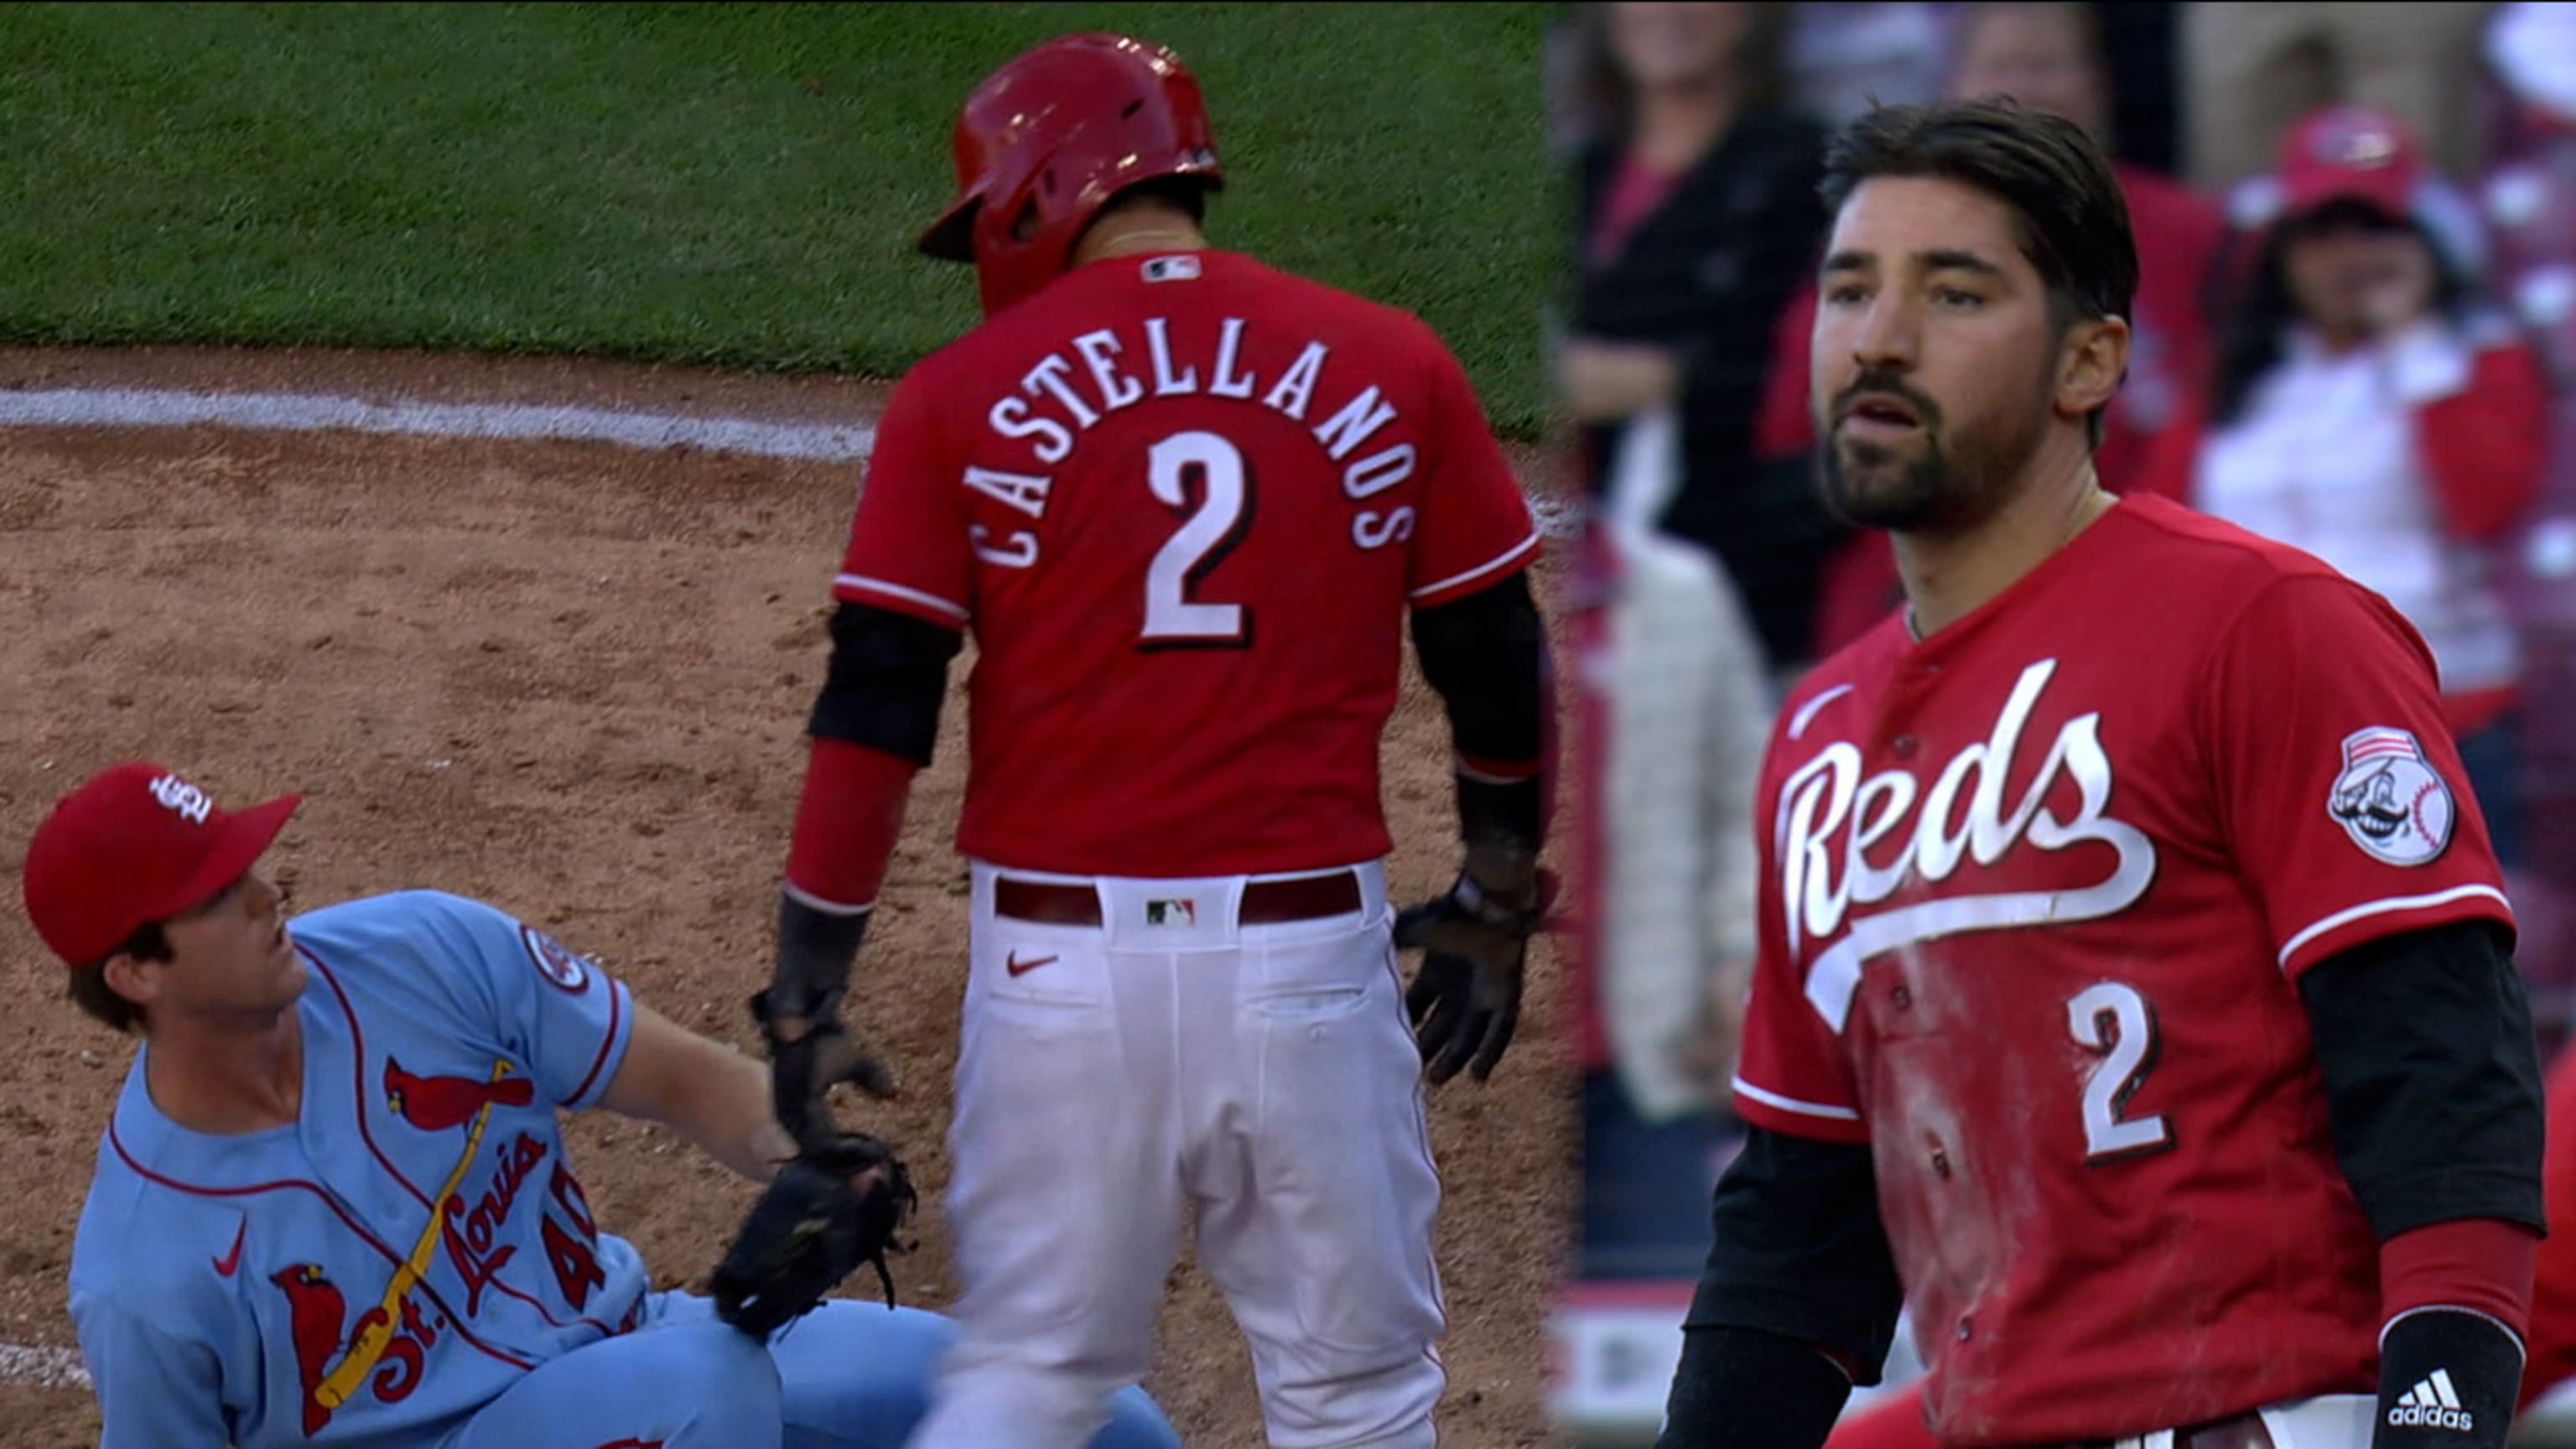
top-left (2277, 103), bottom-right (2422, 221)
top-left (20, 762), bottom-right (301, 968)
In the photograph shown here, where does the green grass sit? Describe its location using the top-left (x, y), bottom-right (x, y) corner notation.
top-left (0, 2), bottom-right (1556, 436)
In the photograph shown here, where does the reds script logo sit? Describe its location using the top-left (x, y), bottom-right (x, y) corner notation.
top-left (1779, 658), bottom-right (2158, 1032)
top-left (2328, 726), bottom-right (2454, 866)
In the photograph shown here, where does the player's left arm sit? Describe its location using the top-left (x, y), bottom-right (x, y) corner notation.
top-left (594, 1000), bottom-right (797, 1183)
top-left (2199, 574), bottom-right (2546, 1449)
top-left (1395, 329), bottom-right (1554, 1083)
top-left (2301, 919), bottom-right (2545, 1449)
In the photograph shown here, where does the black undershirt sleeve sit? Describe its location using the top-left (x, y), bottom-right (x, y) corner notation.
top-left (1659, 1126), bottom-right (1907, 1449)
top-left (2296, 918), bottom-right (2545, 1239)
top-left (1682, 1125), bottom-right (1908, 1370)
top-left (1409, 571), bottom-right (1550, 850)
top-left (806, 601), bottom-right (963, 768)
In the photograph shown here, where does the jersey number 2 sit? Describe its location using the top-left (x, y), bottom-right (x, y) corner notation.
top-left (1140, 431), bottom-right (1252, 649)
top-left (2065, 981), bottom-right (2173, 1162)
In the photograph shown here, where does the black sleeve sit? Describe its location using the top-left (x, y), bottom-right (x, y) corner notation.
top-left (2297, 918), bottom-right (2546, 1239)
top-left (1659, 1127), bottom-right (1906, 1449)
top-left (1409, 571), bottom-right (1550, 849)
top-left (806, 601), bottom-right (963, 768)
top-left (1683, 1125), bottom-right (1907, 1379)
top-left (1657, 1324), bottom-right (1857, 1449)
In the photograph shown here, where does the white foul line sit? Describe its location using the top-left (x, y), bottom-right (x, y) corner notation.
top-left (0, 386), bottom-right (879, 462)
top-left (0, 1343), bottom-right (90, 1389)
top-left (0, 382), bottom-right (1581, 538)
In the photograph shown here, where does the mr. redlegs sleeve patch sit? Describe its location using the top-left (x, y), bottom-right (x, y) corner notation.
top-left (2328, 727), bottom-right (2456, 867)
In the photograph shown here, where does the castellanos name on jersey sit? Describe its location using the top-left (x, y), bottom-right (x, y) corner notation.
top-left (969, 306), bottom-right (1429, 564)
top-left (68, 891), bottom-right (647, 1448)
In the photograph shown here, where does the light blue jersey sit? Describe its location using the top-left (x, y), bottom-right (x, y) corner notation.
top-left (66, 890), bottom-right (1180, 1449)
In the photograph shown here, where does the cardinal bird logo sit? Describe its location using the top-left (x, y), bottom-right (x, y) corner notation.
top-left (271, 1264), bottom-right (347, 1436)
top-left (384, 1057), bottom-right (535, 1132)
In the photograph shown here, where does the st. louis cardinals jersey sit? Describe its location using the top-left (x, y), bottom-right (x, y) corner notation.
top-left (833, 248), bottom-right (1540, 878)
top-left (1730, 495), bottom-right (2516, 1446)
top-left (68, 891), bottom-right (646, 1447)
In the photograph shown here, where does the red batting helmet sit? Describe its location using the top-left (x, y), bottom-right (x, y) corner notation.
top-left (917, 33), bottom-right (1224, 317)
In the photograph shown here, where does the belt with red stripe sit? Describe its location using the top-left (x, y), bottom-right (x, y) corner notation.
top-left (993, 870), bottom-right (1363, 927)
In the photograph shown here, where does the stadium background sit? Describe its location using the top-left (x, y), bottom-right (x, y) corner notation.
top-left (1547, 3), bottom-right (2576, 1446)
top-left (7, 3), bottom-right (2576, 1447)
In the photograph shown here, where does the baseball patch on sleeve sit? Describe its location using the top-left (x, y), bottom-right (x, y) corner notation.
top-left (2326, 726), bottom-right (2455, 866)
top-left (517, 924), bottom-right (595, 994)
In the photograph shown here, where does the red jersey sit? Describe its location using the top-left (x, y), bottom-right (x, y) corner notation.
top-left (834, 249), bottom-right (1540, 877)
top-left (1731, 495), bottom-right (2515, 1446)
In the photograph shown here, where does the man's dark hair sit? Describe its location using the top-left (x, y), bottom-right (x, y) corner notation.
top-left (68, 919), bottom-right (167, 1035)
top-left (1820, 98), bottom-right (2140, 445)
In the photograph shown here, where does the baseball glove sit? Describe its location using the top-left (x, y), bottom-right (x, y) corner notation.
top-left (710, 1133), bottom-right (919, 1338)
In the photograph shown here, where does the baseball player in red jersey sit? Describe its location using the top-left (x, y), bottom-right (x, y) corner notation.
top-left (746, 32), bottom-right (1555, 1449)
top-left (1654, 99), bottom-right (2547, 1449)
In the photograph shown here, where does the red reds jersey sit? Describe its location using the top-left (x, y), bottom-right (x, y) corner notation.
top-left (1731, 494), bottom-right (2515, 1446)
top-left (834, 249), bottom-right (1540, 877)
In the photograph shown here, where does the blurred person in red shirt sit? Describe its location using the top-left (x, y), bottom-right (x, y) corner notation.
top-left (1784, 0), bottom-right (2228, 661)
top-left (2140, 103), bottom-right (2550, 870)
top-left (2519, 1041), bottom-right (2576, 1421)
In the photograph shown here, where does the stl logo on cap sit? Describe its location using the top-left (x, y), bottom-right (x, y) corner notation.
top-left (148, 773), bottom-right (214, 825)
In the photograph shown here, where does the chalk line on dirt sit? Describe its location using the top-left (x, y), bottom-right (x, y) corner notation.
top-left (0, 1344), bottom-right (90, 1390)
top-left (0, 387), bottom-right (879, 462)
top-left (0, 383), bottom-right (1581, 538)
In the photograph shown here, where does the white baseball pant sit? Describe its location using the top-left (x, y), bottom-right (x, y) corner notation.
top-left (2096, 1395), bottom-right (2378, 1449)
top-left (900, 859), bottom-right (1449, 1449)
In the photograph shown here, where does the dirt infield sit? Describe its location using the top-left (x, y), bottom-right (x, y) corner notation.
top-left (0, 345), bottom-right (1578, 1447)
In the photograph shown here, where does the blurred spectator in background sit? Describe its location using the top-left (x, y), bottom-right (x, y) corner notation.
top-left (2184, 3), bottom-right (2503, 195)
top-left (1784, 3), bottom-right (1949, 128)
top-left (1564, 424), bottom-right (1774, 1280)
top-left (2485, 1), bottom-right (2576, 145)
top-left (2517, 1037), bottom-right (2576, 1425)
top-left (1558, 0), bottom-right (1843, 685)
top-left (1789, 1), bottom-right (2227, 660)
top-left (2142, 102), bottom-right (2550, 872)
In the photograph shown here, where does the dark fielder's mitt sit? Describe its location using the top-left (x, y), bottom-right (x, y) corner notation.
top-left (710, 1133), bottom-right (919, 1338)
